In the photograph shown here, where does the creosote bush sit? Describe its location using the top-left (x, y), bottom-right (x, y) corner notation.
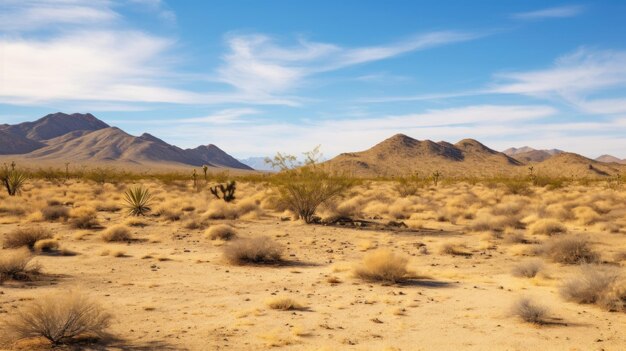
top-left (1, 292), bottom-right (112, 346)
top-left (41, 205), bottom-right (70, 221)
top-left (101, 225), bottom-right (133, 242)
top-left (541, 236), bottom-right (599, 264)
top-left (354, 248), bottom-right (413, 283)
top-left (271, 167), bottom-right (355, 224)
top-left (512, 297), bottom-right (548, 324)
top-left (205, 224), bottom-right (237, 241)
top-left (0, 248), bottom-right (39, 283)
top-left (70, 207), bottom-right (99, 229)
top-left (3, 226), bottom-right (53, 249)
top-left (511, 259), bottom-right (544, 278)
top-left (223, 236), bottom-right (283, 265)
top-left (560, 265), bottom-right (625, 312)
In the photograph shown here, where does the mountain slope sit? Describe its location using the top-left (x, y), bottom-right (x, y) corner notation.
top-left (1, 112), bottom-right (109, 142)
top-left (185, 144), bottom-right (253, 170)
top-left (323, 134), bottom-right (523, 177)
top-left (0, 130), bottom-right (45, 155)
top-left (533, 152), bottom-right (623, 177)
top-left (596, 155), bottom-right (626, 164)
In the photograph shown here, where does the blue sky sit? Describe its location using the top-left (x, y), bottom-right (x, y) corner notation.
top-left (1, 0), bottom-right (626, 158)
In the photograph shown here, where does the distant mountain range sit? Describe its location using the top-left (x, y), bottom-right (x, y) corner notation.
top-left (322, 134), bottom-right (625, 177)
top-left (238, 157), bottom-right (278, 171)
top-left (0, 113), bottom-right (252, 171)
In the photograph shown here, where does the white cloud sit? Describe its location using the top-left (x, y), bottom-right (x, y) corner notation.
top-left (217, 31), bottom-right (480, 95)
top-left (513, 5), bottom-right (584, 20)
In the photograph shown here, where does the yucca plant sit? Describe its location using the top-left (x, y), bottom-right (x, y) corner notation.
top-left (123, 185), bottom-right (153, 216)
top-left (1, 163), bottom-right (27, 196)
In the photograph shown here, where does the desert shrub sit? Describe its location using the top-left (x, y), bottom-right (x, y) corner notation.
top-left (95, 201), bottom-right (121, 212)
top-left (183, 218), bottom-right (205, 230)
top-left (560, 265), bottom-right (625, 312)
top-left (124, 217), bottom-right (149, 227)
top-left (511, 259), bottom-right (544, 278)
top-left (205, 224), bottom-right (237, 241)
top-left (271, 168), bottom-right (355, 224)
top-left (1, 163), bottom-right (27, 196)
top-left (1, 292), bottom-right (112, 346)
top-left (41, 205), bottom-right (70, 221)
top-left (33, 239), bottom-right (60, 253)
top-left (511, 297), bottom-right (548, 324)
top-left (101, 225), bottom-right (132, 242)
top-left (223, 236), bottom-right (283, 265)
top-left (69, 208), bottom-right (99, 229)
top-left (573, 206), bottom-right (600, 225)
top-left (470, 212), bottom-right (523, 232)
top-left (0, 248), bottom-right (39, 282)
top-left (502, 179), bottom-right (532, 196)
top-left (123, 185), bottom-right (153, 216)
top-left (528, 219), bottom-right (567, 235)
top-left (439, 243), bottom-right (471, 256)
top-left (204, 200), bottom-right (239, 220)
top-left (266, 297), bottom-right (307, 311)
top-left (3, 227), bottom-right (53, 249)
top-left (541, 236), bottom-right (599, 264)
top-left (393, 175), bottom-right (424, 197)
top-left (354, 249), bottom-right (413, 283)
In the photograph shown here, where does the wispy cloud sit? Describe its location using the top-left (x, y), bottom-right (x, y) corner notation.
top-left (512, 5), bottom-right (585, 20)
top-left (217, 31), bottom-right (481, 95)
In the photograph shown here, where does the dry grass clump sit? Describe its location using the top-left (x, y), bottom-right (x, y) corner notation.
top-left (354, 249), bottom-right (413, 283)
top-left (41, 205), bottom-right (69, 221)
top-left (124, 217), bottom-right (149, 227)
top-left (69, 207), bottom-right (99, 229)
top-left (511, 259), bottom-right (544, 278)
top-left (3, 226), bottom-right (53, 249)
top-left (183, 218), bottom-right (205, 230)
top-left (560, 265), bottom-right (625, 312)
top-left (223, 236), bottom-right (283, 265)
top-left (33, 239), bottom-right (60, 253)
top-left (470, 212), bottom-right (523, 232)
top-left (573, 206), bottom-right (600, 225)
top-left (205, 224), bottom-right (237, 241)
top-left (0, 248), bottom-right (40, 283)
top-left (1, 291), bottom-right (112, 346)
top-left (511, 297), bottom-right (548, 324)
top-left (204, 201), bottom-right (239, 220)
top-left (528, 219), bottom-right (567, 235)
top-left (439, 242), bottom-right (471, 256)
top-left (541, 236), bottom-right (599, 264)
top-left (266, 297), bottom-right (307, 311)
top-left (101, 225), bottom-right (133, 242)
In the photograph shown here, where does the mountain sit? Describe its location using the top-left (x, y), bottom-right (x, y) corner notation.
top-left (503, 146), bottom-right (564, 163)
top-left (533, 152), bottom-right (624, 178)
top-left (322, 134), bottom-right (523, 177)
top-left (596, 155), bottom-right (626, 164)
top-left (0, 113), bottom-right (252, 171)
top-left (185, 144), bottom-right (253, 170)
top-left (503, 146), bottom-right (563, 156)
top-left (238, 157), bottom-right (278, 171)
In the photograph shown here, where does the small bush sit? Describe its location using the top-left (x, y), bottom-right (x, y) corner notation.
top-left (41, 205), bottom-right (69, 221)
top-left (511, 297), bottom-right (548, 324)
top-left (205, 224), bottom-right (237, 241)
top-left (511, 259), bottom-right (544, 278)
top-left (3, 227), bottom-right (53, 249)
top-left (101, 225), bottom-right (133, 242)
top-left (1, 292), bottom-right (112, 346)
top-left (223, 236), bottom-right (283, 265)
top-left (354, 249), bottom-right (413, 283)
top-left (33, 239), bottom-right (60, 253)
top-left (0, 248), bottom-right (39, 282)
top-left (124, 185), bottom-right (153, 216)
top-left (70, 208), bottom-right (99, 229)
top-left (203, 201), bottom-right (239, 220)
top-left (560, 265), bottom-right (625, 311)
top-left (266, 297), bottom-right (307, 311)
top-left (528, 219), bottom-right (567, 235)
top-left (541, 236), bottom-right (599, 264)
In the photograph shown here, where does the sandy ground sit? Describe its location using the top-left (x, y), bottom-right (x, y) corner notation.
top-left (1, 181), bottom-right (626, 350)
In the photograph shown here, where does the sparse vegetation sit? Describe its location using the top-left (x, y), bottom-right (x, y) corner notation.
top-left (1, 162), bottom-right (27, 196)
top-left (209, 181), bottom-right (237, 202)
top-left (512, 297), bottom-right (548, 324)
top-left (0, 248), bottom-right (39, 283)
top-left (205, 224), bottom-right (237, 240)
top-left (266, 297), bottom-right (307, 311)
top-left (528, 219), bottom-right (567, 235)
top-left (223, 236), bottom-right (283, 265)
top-left (511, 259), bottom-right (544, 278)
top-left (354, 249), bottom-right (413, 283)
top-left (560, 265), bottom-right (625, 312)
top-left (70, 207), bottom-right (100, 229)
top-left (101, 225), bottom-right (133, 242)
top-left (1, 292), bottom-right (112, 346)
top-left (41, 205), bottom-right (70, 221)
top-left (123, 185), bottom-right (153, 216)
top-left (3, 226), bottom-right (53, 249)
top-left (541, 236), bottom-right (599, 264)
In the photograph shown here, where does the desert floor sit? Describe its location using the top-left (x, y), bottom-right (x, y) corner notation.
top-left (1, 180), bottom-right (625, 350)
